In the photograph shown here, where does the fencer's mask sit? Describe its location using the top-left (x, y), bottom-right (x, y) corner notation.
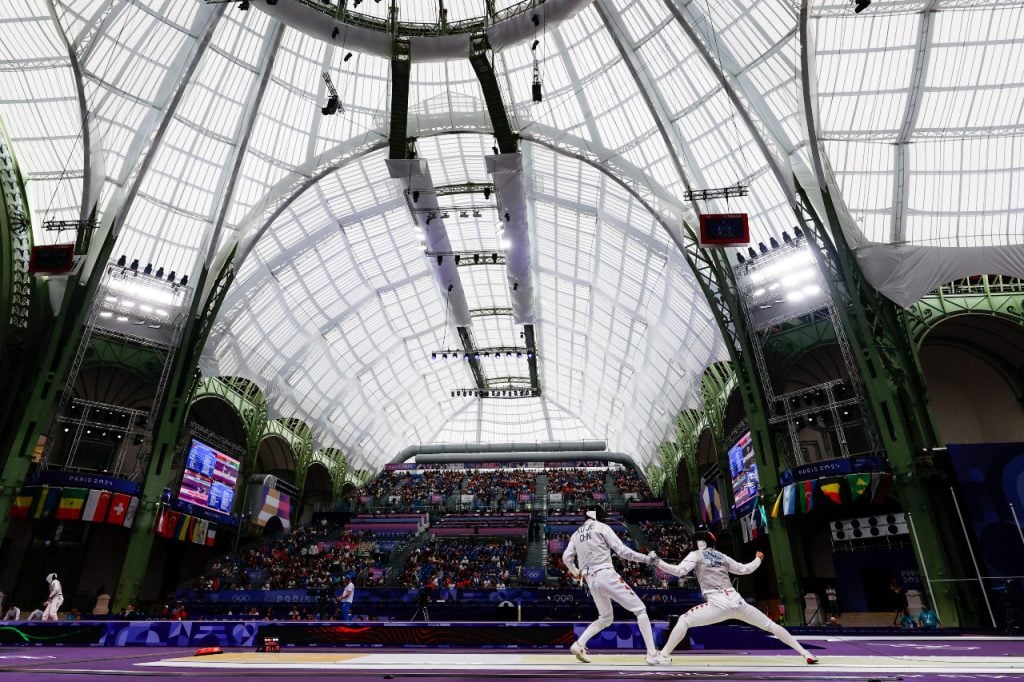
top-left (694, 530), bottom-right (716, 551)
top-left (585, 505), bottom-right (608, 522)
top-left (46, 573), bottom-right (57, 585)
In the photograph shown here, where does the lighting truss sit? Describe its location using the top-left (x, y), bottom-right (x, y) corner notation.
top-left (42, 219), bottom-right (98, 232)
top-left (431, 346), bottom-right (536, 360)
top-left (684, 184), bottom-right (749, 202)
top-left (425, 250), bottom-right (506, 267)
top-left (450, 387), bottom-right (541, 399)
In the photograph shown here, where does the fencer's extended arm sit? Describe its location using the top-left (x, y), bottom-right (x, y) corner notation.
top-left (654, 552), bottom-right (699, 578)
top-left (602, 525), bottom-right (654, 564)
top-left (561, 537), bottom-right (581, 577)
top-left (725, 555), bottom-right (762, 575)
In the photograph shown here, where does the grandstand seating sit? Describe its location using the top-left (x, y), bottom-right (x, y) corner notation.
top-left (431, 512), bottom-right (529, 536)
top-left (398, 536), bottom-right (526, 588)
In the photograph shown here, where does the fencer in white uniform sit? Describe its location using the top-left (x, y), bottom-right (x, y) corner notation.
top-left (42, 573), bottom-right (63, 621)
top-left (653, 531), bottom-right (817, 664)
top-left (561, 505), bottom-right (667, 665)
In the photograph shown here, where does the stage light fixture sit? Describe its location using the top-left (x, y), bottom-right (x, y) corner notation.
top-left (155, 267), bottom-right (164, 279)
top-left (483, 187), bottom-right (491, 200)
top-left (454, 255), bottom-right (461, 265)
top-left (167, 270), bottom-right (176, 283)
top-left (854, 0), bottom-right (870, 12)
top-left (412, 190), bottom-right (420, 203)
top-left (344, 52), bottom-right (353, 62)
top-left (180, 275), bottom-right (188, 287)
top-left (736, 252), bottom-right (745, 264)
top-left (437, 255), bottom-right (443, 266)
top-left (492, 146), bottom-right (499, 155)
top-left (130, 259), bottom-right (139, 272)
top-left (758, 242), bottom-right (768, 254)
top-left (491, 253), bottom-right (498, 264)
top-left (782, 231), bottom-right (792, 244)
top-left (431, 352), bottom-right (437, 360)
top-left (532, 13), bottom-right (540, 25)
top-left (747, 247), bottom-right (757, 259)
top-left (769, 237), bottom-right (780, 249)
top-left (532, 39), bottom-right (539, 51)
top-left (473, 210), bottom-right (481, 218)
top-left (794, 225), bottom-right (804, 238)
top-left (117, 254), bottom-right (127, 267)
top-left (143, 263), bottom-right (153, 276)
top-left (460, 211), bottom-right (468, 218)
top-left (332, 27), bottom-right (339, 39)
top-left (513, 282), bottom-right (518, 291)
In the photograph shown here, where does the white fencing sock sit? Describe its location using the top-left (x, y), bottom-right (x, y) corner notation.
top-left (767, 622), bottom-right (811, 658)
top-left (661, 614), bottom-right (690, 655)
top-left (636, 612), bottom-right (657, 655)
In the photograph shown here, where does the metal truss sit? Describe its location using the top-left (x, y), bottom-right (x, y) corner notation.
top-left (905, 274), bottom-right (1024, 346)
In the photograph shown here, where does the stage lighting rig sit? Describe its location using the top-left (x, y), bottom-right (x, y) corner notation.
top-left (321, 71), bottom-right (344, 116)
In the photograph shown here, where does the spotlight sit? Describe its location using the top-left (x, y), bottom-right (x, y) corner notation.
top-left (155, 266), bottom-right (164, 279)
top-left (460, 211), bottom-right (468, 218)
top-left (504, 212), bottom-right (510, 222)
top-left (451, 391), bottom-right (455, 397)
top-left (130, 259), bottom-right (139, 272)
top-left (532, 13), bottom-right (540, 25)
top-left (437, 254), bottom-right (443, 266)
top-left (513, 282), bottom-right (518, 291)
top-left (321, 95), bottom-right (340, 116)
top-left (143, 262), bottom-right (153, 276)
top-left (492, 146), bottom-right (499, 155)
top-left (432, 352), bottom-right (437, 360)
top-left (491, 253), bottom-right (498, 263)
top-left (854, 0), bottom-right (870, 12)
top-left (474, 254), bottom-right (480, 264)
top-left (794, 225), bottom-right (804, 238)
top-left (747, 247), bottom-right (757, 259)
top-left (442, 352), bottom-right (448, 360)
top-left (238, 0), bottom-right (250, 9)
top-left (736, 252), bottom-right (745, 264)
top-left (532, 80), bottom-right (543, 102)
top-left (758, 242), bottom-right (768, 254)
top-left (769, 237), bottom-right (780, 249)
top-left (483, 187), bottom-right (491, 200)
top-left (180, 275), bottom-right (188, 287)
top-left (117, 254), bottom-right (127, 267)
top-left (532, 39), bottom-right (539, 51)
top-left (782, 231), bottom-right (792, 244)
top-left (344, 52), bottom-right (353, 62)
top-left (167, 270), bottom-right (176, 283)
top-left (332, 27), bottom-right (339, 39)
top-left (473, 210), bottom-right (481, 218)
top-left (454, 254), bottom-right (461, 265)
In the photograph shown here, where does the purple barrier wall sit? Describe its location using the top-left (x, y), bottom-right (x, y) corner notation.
top-left (431, 527), bottom-right (475, 536)
top-left (347, 522), bottom-right (420, 533)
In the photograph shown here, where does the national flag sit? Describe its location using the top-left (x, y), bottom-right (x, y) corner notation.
top-left (56, 487), bottom-right (88, 521)
top-left (801, 480), bottom-right (815, 513)
top-left (870, 473), bottom-right (893, 503)
top-left (205, 525), bottom-right (217, 547)
top-left (847, 473), bottom-right (870, 501)
top-left (105, 493), bottom-right (132, 525)
top-left (770, 492), bottom-right (782, 519)
top-left (153, 506), bottom-right (167, 535)
top-left (192, 518), bottom-right (209, 545)
top-left (782, 484), bottom-right (797, 516)
top-left (123, 497), bottom-right (140, 528)
top-left (82, 490), bottom-right (112, 523)
top-left (175, 514), bottom-right (193, 542)
top-left (820, 481), bottom-right (842, 505)
top-left (32, 486), bottom-right (61, 519)
top-left (10, 487), bottom-right (35, 519)
top-left (161, 510), bottom-right (181, 539)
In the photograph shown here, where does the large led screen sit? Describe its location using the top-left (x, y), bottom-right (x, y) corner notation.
top-left (178, 438), bottom-right (239, 514)
top-left (728, 431), bottom-right (760, 510)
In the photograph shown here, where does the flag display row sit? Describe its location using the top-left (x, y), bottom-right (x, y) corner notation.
top-left (771, 471), bottom-right (894, 518)
top-left (9, 486), bottom-right (139, 527)
top-left (739, 504), bottom-right (769, 543)
top-left (153, 506), bottom-right (217, 546)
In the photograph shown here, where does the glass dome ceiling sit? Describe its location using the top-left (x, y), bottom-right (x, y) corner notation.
top-left (1, 0), bottom-right (1021, 473)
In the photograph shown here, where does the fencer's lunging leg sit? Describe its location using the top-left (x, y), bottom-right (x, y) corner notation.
top-left (735, 602), bottom-right (813, 659)
top-left (661, 601), bottom-right (721, 656)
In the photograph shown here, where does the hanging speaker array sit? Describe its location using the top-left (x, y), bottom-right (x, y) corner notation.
top-left (831, 513), bottom-right (908, 540)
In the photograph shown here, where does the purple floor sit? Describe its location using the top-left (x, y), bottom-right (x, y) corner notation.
top-left (1, 637), bottom-right (1022, 681)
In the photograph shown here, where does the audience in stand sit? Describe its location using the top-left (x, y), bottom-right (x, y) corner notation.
top-left (463, 470), bottom-right (536, 509)
top-left (399, 537), bottom-right (526, 589)
top-left (380, 470), bottom-right (464, 511)
top-left (196, 521), bottom-right (398, 591)
top-left (639, 520), bottom-right (692, 563)
top-left (612, 468), bottom-right (655, 500)
top-left (546, 468), bottom-right (607, 505)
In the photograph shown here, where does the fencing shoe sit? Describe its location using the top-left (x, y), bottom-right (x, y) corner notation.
top-left (570, 641), bottom-right (591, 663)
top-left (646, 652), bottom-right (672, 665)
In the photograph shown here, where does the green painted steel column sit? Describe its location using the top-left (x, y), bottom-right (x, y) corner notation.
top-left (114, 258), bottom-right (235, 611)
top-left (802, 188), bottom-right (967, 625)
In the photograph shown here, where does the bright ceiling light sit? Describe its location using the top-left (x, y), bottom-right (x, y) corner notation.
top-left (752, 288), bottom-right (766, 297)
top-left (748, 249), bottom-right (814, 285)
top-left (105, 276), bottom-right (183, 307)
top-left (116, 315), bottom-right (129, 322)
top-left (786, 291), bottom-right (806, 302)
top-left (803, 284), bottom-right (822, 296)
top-left (99, 311), bottom-right (113, 318)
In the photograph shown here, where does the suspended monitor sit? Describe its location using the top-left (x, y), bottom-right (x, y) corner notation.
top-left (699, 213), bottom-right (749, 246)
top-left (29, 243), bottom-right (75, 274)
top-left (178, 438), bottom-right (240, 514)
top-left (728, 431), bottom-right (760, 511)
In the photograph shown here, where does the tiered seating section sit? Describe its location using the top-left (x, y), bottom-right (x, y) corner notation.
top-left (640, 520), bottom-right (692, 563)
top-left (398, 536), bottom-right (526, 589)
top-left (463, 470), bottom-right (535, 509)
top-left (380, 470), bottom-right (464, 511)
top-left (613, 468), bottom-right (655, 501)
top-left (195, 516), bottom-right (424, 591)
top-left (431, 512), bottom-right (530, 536)
top-left (545, 468), bottom-right (608, 507)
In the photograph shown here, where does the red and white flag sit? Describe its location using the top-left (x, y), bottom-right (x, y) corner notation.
top-left (106, 493), bottom-right (131, 525)
top-left (82, 490), bottom-right (112, 523)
